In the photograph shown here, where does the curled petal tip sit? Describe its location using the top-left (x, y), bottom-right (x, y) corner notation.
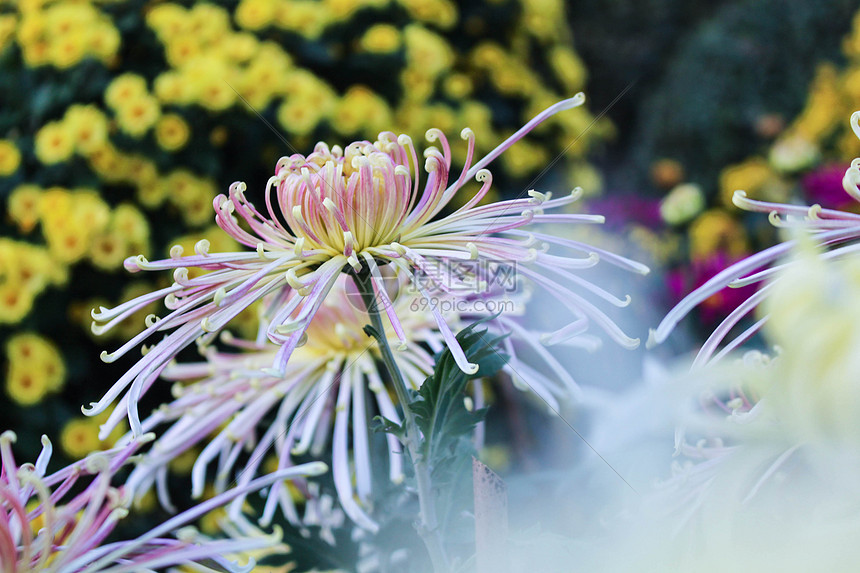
top-left (558, 92), bottom-right (586, 109)
top-left (123, 255), bottom-right (145, 272)
top-left (91, 305), bottom-right (110, 320)
top-left (304, 461), bottom-right (329, 476)
top-left (731, 190), bottom-right (748, 208)
top-left (91, 322), bottom-right (108, 336)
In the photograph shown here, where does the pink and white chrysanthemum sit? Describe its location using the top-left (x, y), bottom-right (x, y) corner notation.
top-left (650, 110), bottom-right (860, 366)
top-left (124, 275), bottom-right (437, 532)
top-left (0, 430), bottom-right (326, 573)
top-left (122, 272), bottom-right (607, 531)
top-left (88, 94), bottom-right (647, 437)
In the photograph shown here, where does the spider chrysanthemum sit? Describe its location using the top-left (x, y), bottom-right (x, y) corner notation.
top-left (0, 431), bottom-right (325, 573)
top-left (89, 94), bottom-right (648, 436)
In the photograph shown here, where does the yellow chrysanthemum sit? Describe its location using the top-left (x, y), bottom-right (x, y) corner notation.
top-left (688, 209), bottom-right (749, 259)
top-left (110, 204), bottom-right (150, 245)
top-left (443, 73), bottom-right (473, 99)
top-left (187, 2), bottom-right (231, 43)
top-left (7, 185), bottom-right (42, 232)
top-left (359, 24), bottom-right (401, 53)
top-left (39, 186), bottom-right (73, 217)
top-left (0, 139), bottom-right (21, 175)
top-left (164, 169), bottom-right (202, 204)
top-left (87, 143), bottom-right (125, 182)
top-left (197, 77), bottom-right (238, 111)
top-left (165, 173), bottom-right (217, 226)
top-left (274, 1), bottom-right (329, 39)
top-left (5, 364), bottom-right (49, 406)
top-left (34, 122), bottom-right (75, 164)
top-left (403, 24), bottom-right (453, 79)
top-left (49, 28), bottom-right (88, 69)
top-left (235, 0), bottom-right (276, 31)
top-left (719, 158), bottom-right (775, 206)
top-left (90, 230), bottom-right (129, 271)
top-left (124, 155), bottom-right (159, 187)
top-left (44, 224), bottom-right (90, 264)
top-left (5, 333), bottom-right (65, 403)
top-left (155, 113), bottom-right (191, 151)
top-left (40, 190), bottom-right (109, 264)
top-left (179, 186), bottom-right (217, 227)
top-left (397, 0), bottom-right (457, 29)
top-left (105, 73), bottom-right (148, 109)
top-left (218, 32), bottom-right (258, 63)
top-left (136, 179), bottom-right (168, 208)
top-left (277, 96), bottom-right (331, 137)
top-left (65, 104), bottom-right (109, 155)
top-left (165, 36), bottom-right (201, 68)
top-left (116, 95), bottom-right (161, 137)
top-left (1, 240), bottom-right (64, 292)
top-left (60, 418), bottom-right (102, 459)
top-left (333, 85), bottom-right (392, 136)
top-left (88, 22), bottom-right (121, 61)
top-left (146, 3), bottom-right (188, 38)
top-left (153, 71), bottom-right (194, 105)
top-left (72, 191), bottom-right (111, 231)
top-left (0, 284), bottom-right (34, 324)
top-left (44, 3), bottom-right (85, 36)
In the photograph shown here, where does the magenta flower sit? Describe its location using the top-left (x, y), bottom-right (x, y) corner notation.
top-left (0, 430), bottom-right (327, 572)
top-left (88, 94), bottom-right (647, 438)
top-left (666, 251), bottom-right (759, 326)
top-left (802, 162), bottom-right (855, 210)
top-left (651, 111), bottom-right (860, 365)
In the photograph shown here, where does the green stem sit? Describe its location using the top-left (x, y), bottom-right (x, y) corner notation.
top-left (352, 270), bottom-right (450, 573)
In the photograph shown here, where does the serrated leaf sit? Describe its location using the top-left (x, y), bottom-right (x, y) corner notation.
top-left (371, 414), bottom-right (406, 440)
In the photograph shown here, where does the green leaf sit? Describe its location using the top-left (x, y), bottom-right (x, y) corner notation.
top-left (371, 414), bottom-right (406, 441)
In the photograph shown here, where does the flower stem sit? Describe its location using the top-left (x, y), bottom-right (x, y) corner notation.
top-left (352, 270), bottom-right (449, 572)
